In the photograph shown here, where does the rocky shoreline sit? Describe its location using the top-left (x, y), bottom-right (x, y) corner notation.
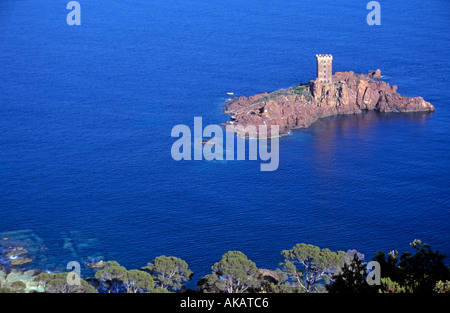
top-left (0, 238), bottom-right (33, 267)
top-left (224, 70), bottom-right (434, 138)
top-left (0, 237), bottom-right (42, 292)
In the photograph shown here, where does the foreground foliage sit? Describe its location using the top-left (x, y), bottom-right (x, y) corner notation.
top-left (198, 251), bottom-right (263, 293)
top-left (142, 255), bottom-right (193, 291)
top-left (2, 239), bottom-right (448, 293)
top-left (34, 273), bottom-right (97, 293)
top-left (373, 239), bottom-right (450, 293)
top-left (280, 243), bottom-right (345, 293)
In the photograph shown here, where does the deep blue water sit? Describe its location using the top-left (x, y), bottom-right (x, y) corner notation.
top-left (0, 0), bottom-right (449, 285)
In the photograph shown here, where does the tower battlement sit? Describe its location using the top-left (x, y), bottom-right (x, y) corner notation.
top-left (316, 54), bottom-right (333, 85)
top-left (316, 54), bottom-right (333, 60)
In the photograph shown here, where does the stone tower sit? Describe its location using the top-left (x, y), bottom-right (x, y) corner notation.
top-left (316, 54), bottom-right (333, 85)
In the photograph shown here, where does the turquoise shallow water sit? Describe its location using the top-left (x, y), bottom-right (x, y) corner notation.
top-left (0, 0), bottom-right (449, 285)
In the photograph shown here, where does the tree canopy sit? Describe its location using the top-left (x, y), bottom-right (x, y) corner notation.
top-left (327, 253), bottom-right (377, 293)
top-left (94, 261), bottom-right (127, 293)
top-left (373, 239), bottom-right (450, 293)
top-left (142, 255), bottom-right (193, 291)
top-left (281, 243), bottom-right (344, 293)
top-left (198, 251), bottom-right (263, 293)
top-left (122, 269), bottom-right (155, 293)
top-left (3, 240), bottom-right (448, 294)
top-left (34, 272), bottom-right (97, 293)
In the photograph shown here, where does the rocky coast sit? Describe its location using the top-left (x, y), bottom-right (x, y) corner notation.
top-left (224, 70), bottom-right (434, 137)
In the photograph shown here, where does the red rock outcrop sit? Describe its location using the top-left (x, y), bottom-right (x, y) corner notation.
top-left (224, 70), bottom-right (434, 137)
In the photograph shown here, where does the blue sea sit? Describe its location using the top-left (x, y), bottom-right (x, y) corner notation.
top-left (0, 0), bottom-right (449, 285)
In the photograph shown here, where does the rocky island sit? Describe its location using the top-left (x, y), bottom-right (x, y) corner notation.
top-left (224, 55), bottom-right (434, 138)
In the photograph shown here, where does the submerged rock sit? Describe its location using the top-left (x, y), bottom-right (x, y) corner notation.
top-left (87, 260), bottom-right (106, 269)
top-left (6, 247), bottom-right (28, 258)
top-left (10, 257), bottom-right (32, 267)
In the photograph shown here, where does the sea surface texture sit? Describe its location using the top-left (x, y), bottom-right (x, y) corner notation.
top-left (0, 0), bottom-right (449, 282)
